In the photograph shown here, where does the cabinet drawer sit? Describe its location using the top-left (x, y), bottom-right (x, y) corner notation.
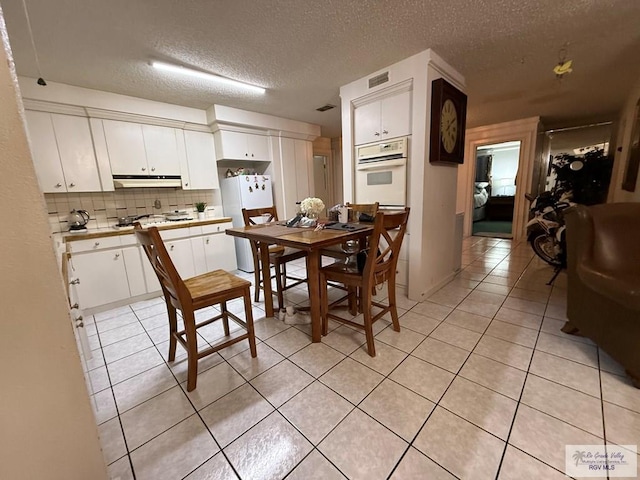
top-left (202, 222), bottom-right (233, 235)
top-left (68, 236), bottom-right (121, 253)
top-left (160, 227), bottom-right (191, 241)
top-left (119, 234), bottom-right (139, 247)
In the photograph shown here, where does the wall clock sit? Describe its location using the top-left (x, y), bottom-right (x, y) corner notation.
top-left (429, 78), bottom-right (468, 164)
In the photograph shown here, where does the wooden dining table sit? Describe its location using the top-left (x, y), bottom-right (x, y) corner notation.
top-left (225, 222), bottom-right (374, 342)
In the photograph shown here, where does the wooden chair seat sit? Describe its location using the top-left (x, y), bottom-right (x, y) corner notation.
top-left (242, 206), bottom-right (308, 310)
top-left (320, 208), bottom-right (410, 357)
top-left (134, 223), bottom-right (257, 392)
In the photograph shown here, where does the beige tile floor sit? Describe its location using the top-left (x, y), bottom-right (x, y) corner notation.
top-left (82, 236), bottom-right (640, 480)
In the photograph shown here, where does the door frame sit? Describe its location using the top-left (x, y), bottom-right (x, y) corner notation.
top-left (458, 117), bottom-right (541, 243)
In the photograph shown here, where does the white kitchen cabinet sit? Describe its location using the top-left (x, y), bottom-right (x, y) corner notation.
top-left (25, 110), bottom-right (102, 193)
top-left (354, 90), bottom-right (412, 145)
top-left (279, 137), bottom-right (313, 218)
top-left (203, 231), bottom-right (237, 272)
top-left (165, 238), bottom-right (196, 279)
top-left (183, 130), bottom-right (219, 190)
top-left (214, 130), bottom-right (270, 161)
top-left (141, 125), bottom-right (180, 176)
top-left (122, 246), bottom-right (147, 297)
top-left (71, 249), bottom-right (131, 310)
top-left (102, 119), bottom-right (181, 176)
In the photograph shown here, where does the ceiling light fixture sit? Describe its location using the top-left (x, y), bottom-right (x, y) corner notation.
top-left (151, 61), bottom-right (266, 94)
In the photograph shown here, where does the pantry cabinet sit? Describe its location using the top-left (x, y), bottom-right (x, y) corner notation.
top-left (279, 137), bottom-right (313, 218)
top-left (214, 130), bottom-right (270, 161)
top-left (102, 119), bottom-right (181, 176)
top-left (25, 110), bottom-right (103, 193)
top-left (353, 90), bottom-right (411, 145)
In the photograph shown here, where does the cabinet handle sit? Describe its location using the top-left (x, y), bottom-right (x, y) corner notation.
top-left (70, 302), bottom-right (79, 309)
top-left (374, 131), bottom-right (380, 136)
top-left (75, 316), bottom-right (84, 328)
top-left (70, 278), bottom-right (80, 285)
top-left (69, 183), bottom-right (76, 188)
top-left (251, 153), bottom-right (254, 157)
top-left (93, 242), bottom-right (100, 248)
top-left (151, 167), bottom-right (156, 172)
top-left (185, 183), bottom-right (189, 187)
top-left (382, 130), bottom-right (388, 135)
top-left (114, 253), bottom-right (120, 259)
top-left (170, 245), bottom-right (175, 251)
top-left (142, 167), bottom-right (147, 171)
top-left (55, 183), bottom-right (62, 188)
top-left (206, 238), bottom-right (210, 244)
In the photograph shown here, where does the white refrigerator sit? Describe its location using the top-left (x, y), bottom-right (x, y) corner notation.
top-left (220, 174), bottom-right (274, 272)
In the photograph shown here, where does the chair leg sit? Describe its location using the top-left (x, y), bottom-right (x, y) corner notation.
top-left (320, 272), bottom-right (328, 335)
top-left (221, 301), bottom-right (230, 336)
top-left (243, 287), bottom-right (257, 358)
top-left (274, 261), bottom-right (285, 311)
top-left (387, 276), bottom-right (401, 332)
top-left (361, 291), bottom-right (376, 357)
top-left (282, 263), bottom-right (288, 289)
top-left (166, 301), bottom-right (178, 362)
top-left (253, 258), bottom-right (261, 303)
top-left (183, 310), bottom-right (199, 392)
top-left (348, 286), bottom-right (358, 316)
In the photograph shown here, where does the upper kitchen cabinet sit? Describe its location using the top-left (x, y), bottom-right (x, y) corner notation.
top-left (102, 119), bottom-right (181, 176)
top-left (182, 130), bottom-right (219, 190)
top-left (354, 90), bottom-right (412, 145)
top-left (214, 130), bottom-right (270, 161)
top-left (25, 110), bottom-right (103, 193)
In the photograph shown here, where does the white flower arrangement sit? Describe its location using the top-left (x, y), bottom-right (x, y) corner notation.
top-left (300, 197), bottom-right (325, 216)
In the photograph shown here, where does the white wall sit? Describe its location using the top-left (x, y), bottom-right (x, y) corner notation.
top-left (0, 9), bottom-right (107, 479)
top-left (488, 149), bottom-right (519, 196)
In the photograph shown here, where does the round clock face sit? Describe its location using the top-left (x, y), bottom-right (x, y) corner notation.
top-left (440, 99), bottom-right (458, 154)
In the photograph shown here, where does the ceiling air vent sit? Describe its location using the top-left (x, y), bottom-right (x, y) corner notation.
top-left (369, 72), bottom-right (389, 89)
top-left (316, 104), bottom-right (336, 112)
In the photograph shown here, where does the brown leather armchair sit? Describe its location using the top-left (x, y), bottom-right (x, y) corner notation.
top-left (564, 203), bottom-right (640, 387)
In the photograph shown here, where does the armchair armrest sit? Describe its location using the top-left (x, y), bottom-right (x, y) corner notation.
top-left (578, 263), bottom-right (640, 311)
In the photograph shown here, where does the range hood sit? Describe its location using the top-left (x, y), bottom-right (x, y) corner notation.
top-left (113, 175), bottom-right (182, 188)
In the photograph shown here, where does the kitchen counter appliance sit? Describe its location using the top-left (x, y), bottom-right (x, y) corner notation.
top-left (68, 209), bottom-right (90, 232)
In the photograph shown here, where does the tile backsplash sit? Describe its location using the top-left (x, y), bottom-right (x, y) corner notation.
top-left (45, 188), bottom-right (223, 233)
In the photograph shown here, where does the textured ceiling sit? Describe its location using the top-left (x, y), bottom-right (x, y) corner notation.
top-left (1, 0), bottom-right (639, 138)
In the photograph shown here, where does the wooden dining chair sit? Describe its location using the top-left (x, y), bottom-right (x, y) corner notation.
top-left (319, 208), bottom-right (410, 356)
top-left (242, 206), bottom-right (307, 311)
top-left (134, 223), bottom-right (256, 391)
top-left (321, 202), bottom-right (380, 262)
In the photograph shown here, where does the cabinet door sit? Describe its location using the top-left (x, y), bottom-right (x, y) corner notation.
top-left (51, 114), bottom-right (102, 192)
top-left (381, 90), bottom-right (411, 140)
top-left (247, 133), bottom-right (269, 160)
top-left (165, 238), bottom-right (195, 279)
top-left (294, 139), bottom-right (312, 199)
top-left (102, 119), bottom-right (147, 175)
top-left (354, 101), bottom-right (381, 145)
top-left (204, 233), bottom-right (238, 272)
top-left (122, 246), bottom-right (147, 297)
top-left (142, 125), bottom-right (180, 176)
top-left (184, 130), bottom-right (219, 189)
top-left (24, 110), bottom-right (67, 193)
top-left (71, 249), bottom-right (131, 309)
top-left (140, 246), bottom-right (161, 293)
top-left (215, 130), bottom-right (248, 160)
top-left (191, 237), bottom-right (208, 276)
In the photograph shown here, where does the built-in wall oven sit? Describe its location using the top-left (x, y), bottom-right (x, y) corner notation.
top-left (355, 137), bottom-right (408, 207)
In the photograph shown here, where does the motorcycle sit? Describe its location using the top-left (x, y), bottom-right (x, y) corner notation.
top-left (525, 190), bottom-right (574, 269)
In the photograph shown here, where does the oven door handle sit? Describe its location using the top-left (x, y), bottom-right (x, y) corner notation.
top-left (356, 158), bottom-right (406, 171)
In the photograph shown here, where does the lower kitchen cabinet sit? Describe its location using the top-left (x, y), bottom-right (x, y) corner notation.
top-left (67, 222), bottom-right (237, 312)
top-left (71, 249), bottom-right (132, 309)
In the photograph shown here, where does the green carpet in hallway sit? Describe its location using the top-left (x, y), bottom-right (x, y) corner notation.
top-left (473, 220), bottom-right (512, 236)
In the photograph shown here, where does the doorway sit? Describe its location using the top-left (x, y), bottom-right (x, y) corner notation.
top-left (471, 141), bottom-right (521, 238)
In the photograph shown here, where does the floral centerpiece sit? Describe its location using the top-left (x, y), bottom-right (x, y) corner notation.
top-left (299, 197), bottom-right (325, 220)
